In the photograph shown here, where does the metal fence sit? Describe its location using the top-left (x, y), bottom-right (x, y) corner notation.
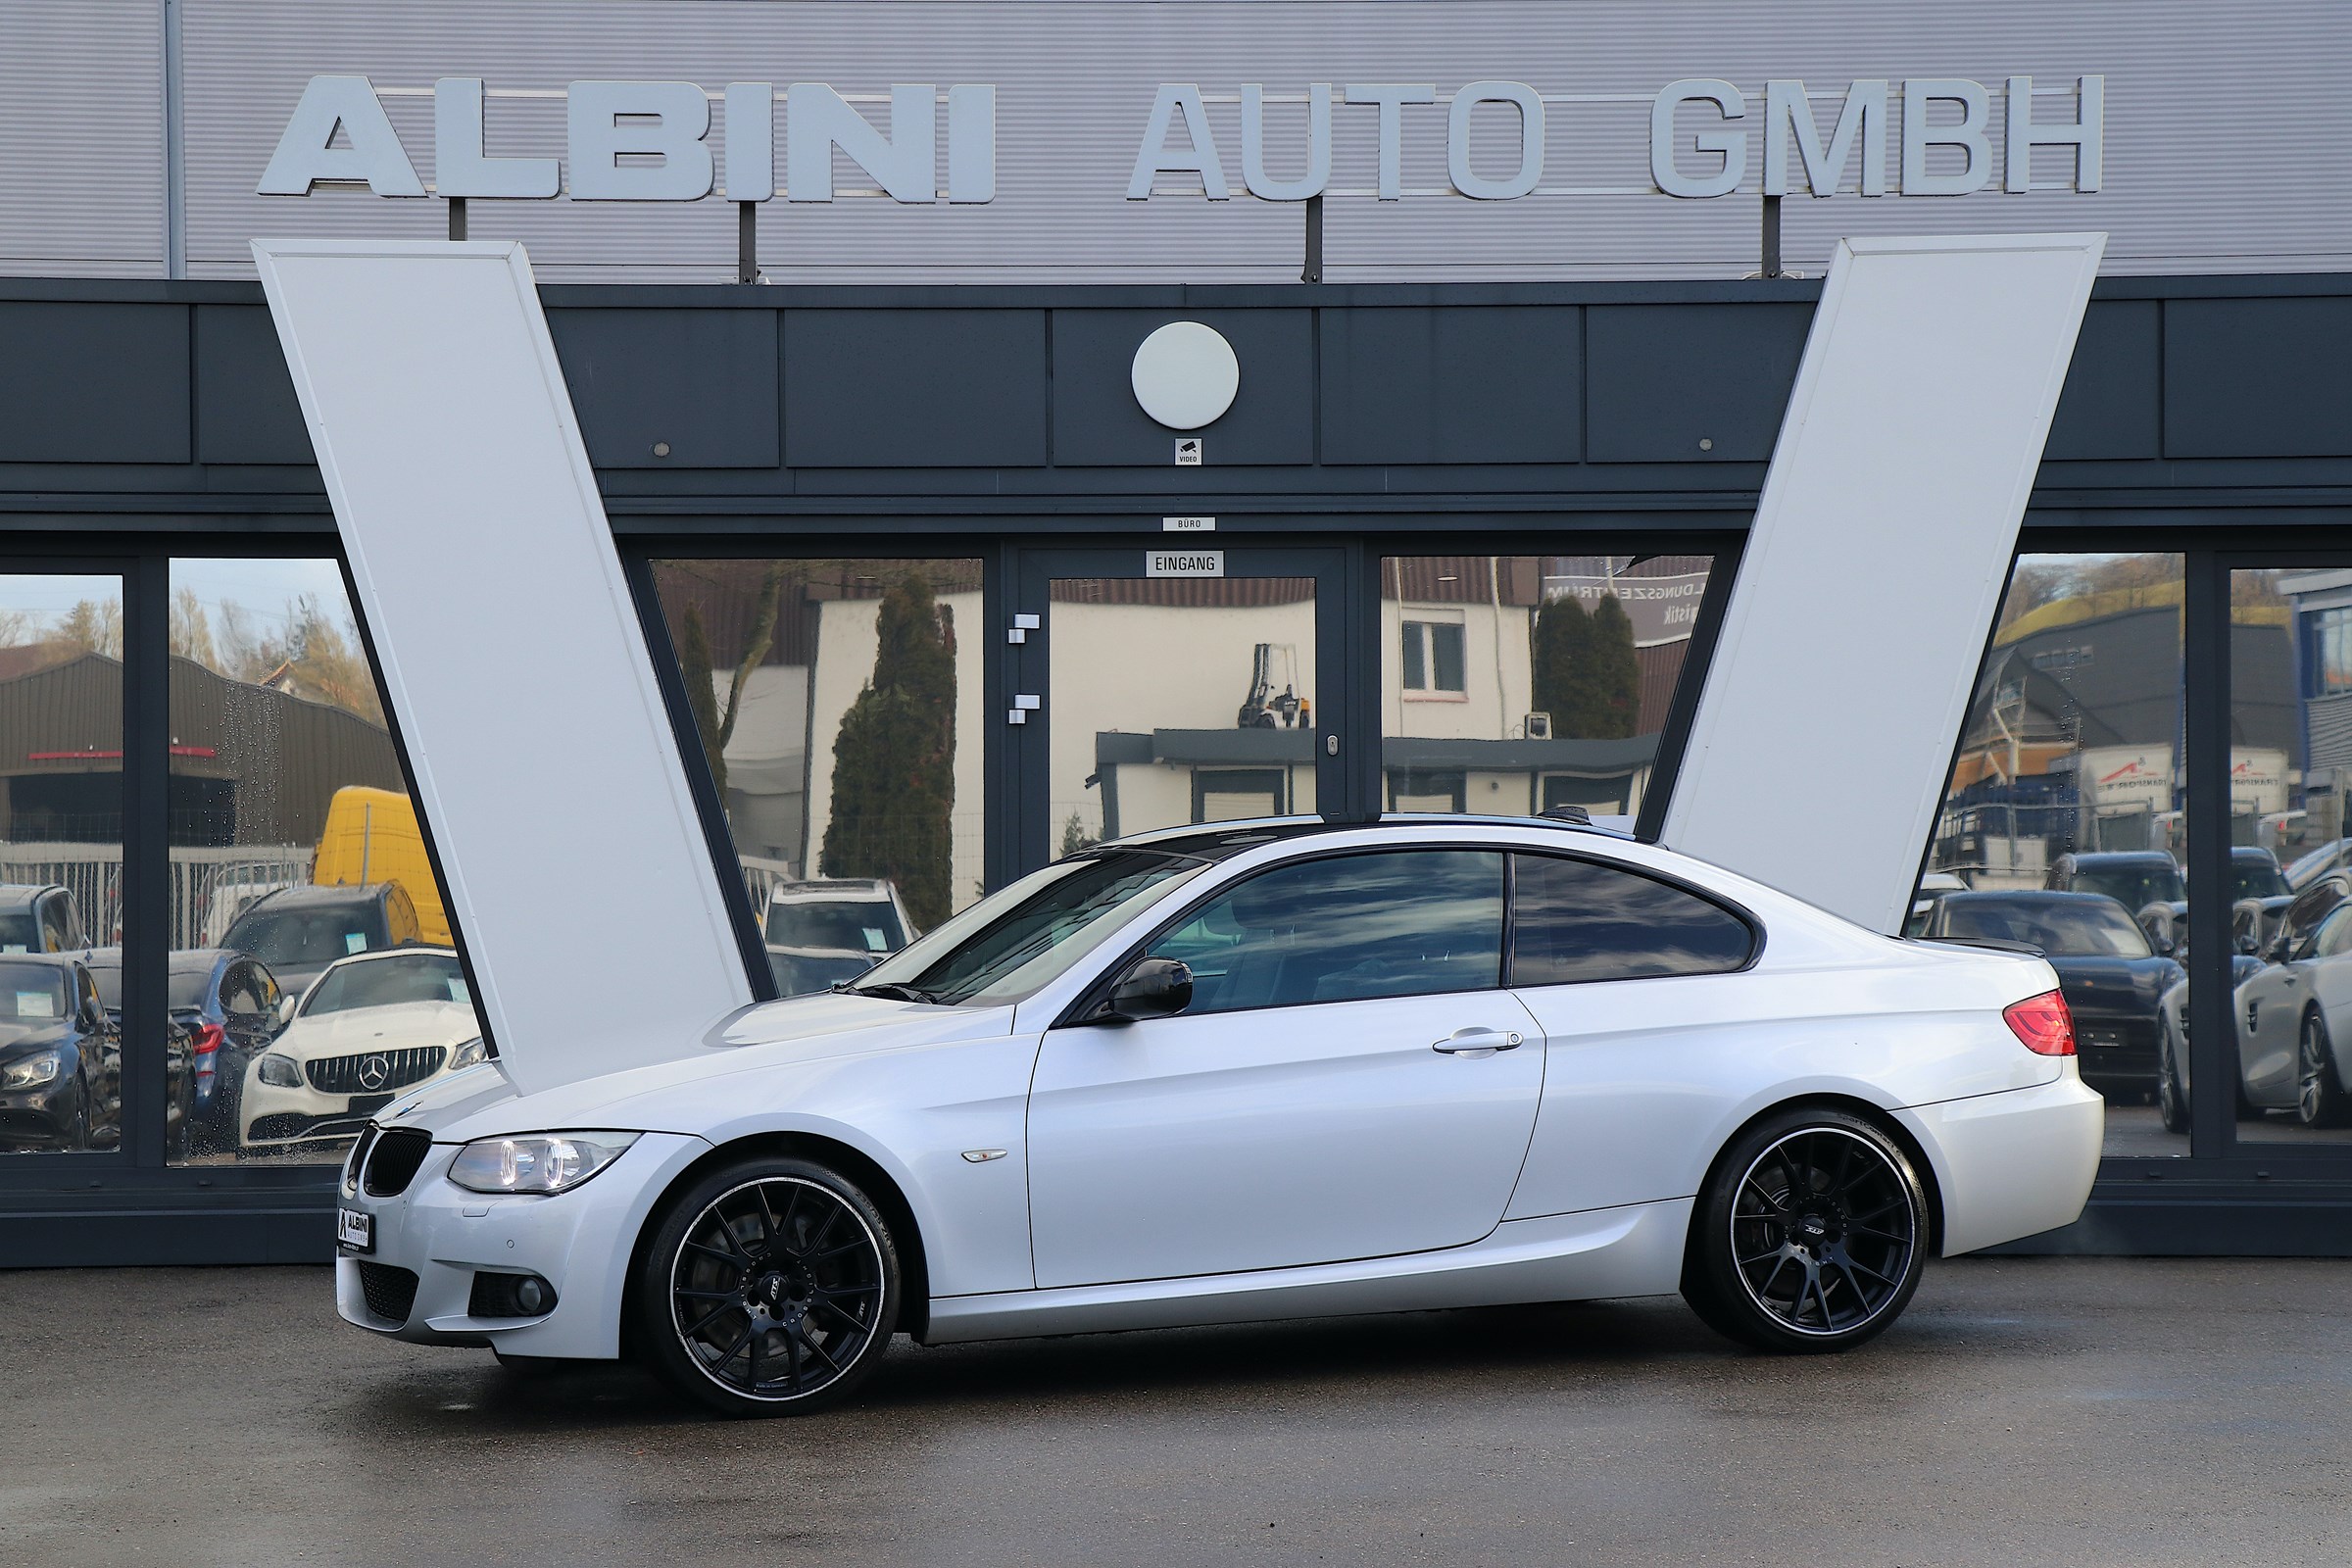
top-left (0, 842), bottom-right (314, 951)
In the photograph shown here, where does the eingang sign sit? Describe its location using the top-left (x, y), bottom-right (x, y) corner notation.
top-left (259, 74), bottom-right (2104, 206)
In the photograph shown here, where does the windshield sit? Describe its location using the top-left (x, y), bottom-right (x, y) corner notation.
top-left (2286, 840), bottom-right (2350, 890)
top-left (2072, 863), bottom-right (2183, 909)
top-left (302, 953), bottom-right (468, 1016)
top-left (0, 912), bottom-right (39, 953)
top-left (0, 964), bottom-right (70, 1022)
top-left (2233, 858), bottom-right (2291, 901)
top-left (766, 899), bottom-right (906, 955)
top-left (225, 905), bottom-right (383, 968)
top-left (853, 851), bottom-right (1211, 1005)
top-left (1940, 898), bottom-right (2154, 958)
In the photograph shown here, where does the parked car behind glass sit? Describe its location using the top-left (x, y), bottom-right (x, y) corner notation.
top-left (240, 947), bottom-right (481, 1154)
top-left (0, 955), bottom-right (122, 1152)
top-left (2044, 851), bottom-right (2185, 911)
top-left (0, 884), bottom-right (86, 955)
top-left (82, 948), bottom-right (286, 1158)
top-left (763, 878), bottom-right (915, 998)
top-left (1925, 890), bottom-right (2181, 1101)
top-left (220, 882), bottom-right (423, 998)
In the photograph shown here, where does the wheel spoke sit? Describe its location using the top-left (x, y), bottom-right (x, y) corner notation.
top-left (811, 1296), bottom-right (869, 1334)
top-left (682, 1238), bottom-right (745, 1268)
top-left (745, 1321), bottom-right (763, 1389)
top-left (676, 1288), bottom-right (739, 1300)
top-left (790, 1320), bottom-right (845, 1373)
top-left (711, 1320), bottom-right (754, 1381)
top-left (684, 1300), bottom-right (741, 1340)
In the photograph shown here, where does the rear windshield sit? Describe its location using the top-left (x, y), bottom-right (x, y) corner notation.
top-left (2233, 858), bottom-right (2291, 901)
top-left (2069, 862), bottom-right (2183, 910)
top-left (766, 900), bottom-right (906, 955)
top-left (0, 963), bottom-right (69, 1021)
top-left (1940, 899), bottom-right (2153, 958)
top-left (224, 905), bottom-right (385, 968)
top-left (302, 953), bottom-right (469, 1017)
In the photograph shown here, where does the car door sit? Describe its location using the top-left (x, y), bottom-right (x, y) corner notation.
top-left (1025, 847), bottom-right (1542, 1289)
top-left (1499, 852), bottom-right (1766, 1217)
top-left (2242, 902), bottom-right (2352, 1102)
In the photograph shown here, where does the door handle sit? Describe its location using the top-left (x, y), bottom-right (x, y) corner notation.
top-left (1433, 1027), bottom-right (1524, 1056)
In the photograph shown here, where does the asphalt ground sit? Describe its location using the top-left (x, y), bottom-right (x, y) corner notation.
top-left (3, 1257), bottom-right (2349, 1566)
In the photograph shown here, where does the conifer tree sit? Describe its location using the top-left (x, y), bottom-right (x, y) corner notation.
top-left (821, 574), bottom-right (957, 929)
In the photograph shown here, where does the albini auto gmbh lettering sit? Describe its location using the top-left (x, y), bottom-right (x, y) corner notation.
top-left (259, 74), bottom-right (2102, 204)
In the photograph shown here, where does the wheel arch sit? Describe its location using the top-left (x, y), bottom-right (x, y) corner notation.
top-left (626, 1130), bottom-right (934, 1345)
top-left (1690, 1093), bottom-right (1947, 1259)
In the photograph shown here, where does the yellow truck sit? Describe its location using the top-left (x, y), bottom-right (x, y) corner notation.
top-left (312, 787), bottom-right (450, 947)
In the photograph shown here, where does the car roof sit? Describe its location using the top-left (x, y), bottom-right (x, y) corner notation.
top-left (318, 945), bottom-right (459, 969)
top-left (245, 883), bottom-right (389, 908)
top-left (0, 952), bottom-right (82, 970)
top-left (2065, 851), bottom-right (2175, 864)
top-left (1108, 812), bottom-right (1631, 858)
top-left (0, 884), bottom-right (62, 910)
top-left (1944, 889), bottom-right (2121, 906)
top-left (768, 880), bottom-right (891, 900)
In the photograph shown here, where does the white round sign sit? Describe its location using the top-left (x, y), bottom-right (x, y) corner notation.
top-left (1130, 321), bottom-right (1241, 430)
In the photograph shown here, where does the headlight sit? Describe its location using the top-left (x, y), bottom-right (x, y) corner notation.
top-left (257, 1054), bottom-right (303, 1088)
top-left (0, 1051), bottom-right (62, 1090)
top-left (448, 1037), bottom-right (487, 1070)
top-left (447, 1132), bottom-right (639, 1196)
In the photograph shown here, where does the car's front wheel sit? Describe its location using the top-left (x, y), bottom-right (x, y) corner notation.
top-left (635, 1155), bottom-right (901, 1417)
top-left (2158, 1024), bottom-right (2191, 1135)
top-left (1682, 1107), bottom-right (1929, 1353)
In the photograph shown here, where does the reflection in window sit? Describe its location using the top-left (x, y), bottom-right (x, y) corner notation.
top-left (168, 561), bottom-right (471, 1166)
top-left (1929, 554), bottom-right (2191, 1160)
top-left (1380, 557), bottom-right (1713, 819)
top-left (651, 560), bottom-right (984, 997)
top-left (1509, 855), bottom-right (1753, 985)
top-left (1151, 850), bottom-right (1503, 1012)
top-left (0, 573), bottom-right (125, 1154)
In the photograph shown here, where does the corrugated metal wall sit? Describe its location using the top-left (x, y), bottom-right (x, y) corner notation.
top-left (5, 1), bottom-right (2348, 283)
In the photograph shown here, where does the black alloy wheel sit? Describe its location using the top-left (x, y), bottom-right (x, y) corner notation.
top-left (1683, 1107), bottom-right (1928, 1353)
top-left (638, 1157), bottom-right (900, 1416)
top-left (2297, 1010), bottom-right (2352, 1128)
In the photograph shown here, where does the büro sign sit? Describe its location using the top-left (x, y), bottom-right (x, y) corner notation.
top-left (259, 74), bottom-right (2101, 205)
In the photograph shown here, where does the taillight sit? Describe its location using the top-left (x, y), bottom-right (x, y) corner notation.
top-left (2003, 990), bottom-right (2076, 1056)
top-left (191, 1023), bottom-right (224, 1057)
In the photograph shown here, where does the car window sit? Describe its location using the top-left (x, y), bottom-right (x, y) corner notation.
top-left (220, 961), bottom-right (270, 1017)
top-left (2280, 883), bottom-right (2345, 955)
top-left (2070, 863), bottom-right (2184, 909)
top-left (767, 900), bottom-right (906, 955)
top-left (1148, 850), bottom-right (1503, 1014)
top-left (0, 963), bottom-right (69, 1022)
top-left (858, 851), bottom-right (1212, 1005)
top-left (2232, 858), bottom-right (2290, 902)
top-left (224, 906), bottom-right (385, 967)
top-left (1509, 854), bottom-right (1755, 986)
top-left (301, 954), bottom-right (469, 1016)
top-left (162, 967), bottom-right (215, 1010)
top-left (1936, 898), bottom-right (2153, 957)
top-left (0, 911), bottom-right (35, 953)
top-left (2311, 906), bottom-right (2352, 960)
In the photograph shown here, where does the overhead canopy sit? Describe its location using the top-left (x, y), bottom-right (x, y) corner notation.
top-left (253, 239), bottom-right (753, 1094)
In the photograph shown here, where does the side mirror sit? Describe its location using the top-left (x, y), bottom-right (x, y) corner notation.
top-left (1102, 957), bottom-right (1193, 1023)
top-left (278, 994), bottom-right (299, 1026)
top-left (2236, 930), bottom-right (2260, 956)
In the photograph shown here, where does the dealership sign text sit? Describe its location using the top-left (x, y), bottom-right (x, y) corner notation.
top-left (260, 74), bottom-right (2103, 204)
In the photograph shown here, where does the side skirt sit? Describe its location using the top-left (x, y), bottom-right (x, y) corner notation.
top-left (922, 1199), bottom-right (1692, 1345)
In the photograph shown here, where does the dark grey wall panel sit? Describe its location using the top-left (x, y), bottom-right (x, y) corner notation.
top-left (194, 305), bottom-right (312, 466)
top-left (549, 308), bottom-right (779, 469)
top-left (784, 309), bottom-right (1047, 467)
top-left (1585, 303), bottom-right (1811, 464)
top-left (2165, 297), bottom-right (2352, 459)
top-left (0, 302), bottom-right (189, 464)
top-left (2045, 300), bottom-right (2160, 462)
top-left (1053, 310), bottom-right (1312, 466)
top-left (1321, 307), bottom-right (1581, 466)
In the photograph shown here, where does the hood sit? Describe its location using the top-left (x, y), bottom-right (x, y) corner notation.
top-left (0, 1021), bottom-right (73, 1056)
top-left (274, 1001), bottom-right (479, 1060)
top-left (378, 991), bottom-right (1013, 1141)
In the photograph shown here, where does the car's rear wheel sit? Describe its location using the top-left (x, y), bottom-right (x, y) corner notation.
top-left (635, 1156), bottom-right (901, 1417)
top-left (2297, 1009), bottom-right (2352, 1128)
top-left (1683, 1107), bottom-right (1928, 1353)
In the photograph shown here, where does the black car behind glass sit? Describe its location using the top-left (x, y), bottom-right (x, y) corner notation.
top-left (220, 882), bottom-right (422, 999)
top-left (1925, 890), bottom-right (2182, 1101)
top-left (0, 955), bottom-right (125, 1152)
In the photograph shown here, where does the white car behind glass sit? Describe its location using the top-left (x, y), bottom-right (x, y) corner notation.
top-left (335, 817), bottom-right (2102, 1415)
top-left (242, 948), bottom-right (483, 1153)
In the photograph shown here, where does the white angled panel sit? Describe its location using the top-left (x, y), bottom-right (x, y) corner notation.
top-left (1660, 231), bottom-right (2105, 934)
top-left (252, 238), bottom-right (752, 1094)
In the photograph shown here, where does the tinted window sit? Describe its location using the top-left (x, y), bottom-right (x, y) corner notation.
top-left (1509, 854), bottom-right (1753, 985)
top-left (2311, 906), bottom-right (2352, 960)
top-left (0, 963), bottom-right (70, 1021)
top-left (2232, 857), bottom-right (2290, 901)
top-left (301, 953), bottom-right (468, 1016)
top-left (2069, 862), bottom-right (2184, 909)
top-left (0, 911), bottom-right (35, 953)
top-left (767, 899), bottom-right (906, 954)
top-left (1936, 896), bottom-right (2152, 957)
top-left (1149, 850), bottom-right (1503, 1013)
top-left (223, 903), bottom-right (386, 968)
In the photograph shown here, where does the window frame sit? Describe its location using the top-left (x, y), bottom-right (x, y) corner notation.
top-left (1502, 849), bottom-right (1762, 990)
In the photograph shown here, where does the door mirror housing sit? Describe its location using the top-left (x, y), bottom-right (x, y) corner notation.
top-left (1102, 957), bottom-right (1193, 1023)
top-left (278, 994), bottom-right (299, 1026)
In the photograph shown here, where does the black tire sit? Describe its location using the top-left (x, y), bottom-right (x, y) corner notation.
top-left (2157, 1025), bottom-right (2191, 1135)
top-left (2297, 1009), bottom-right (2352, 1129)
top-left (633, 1155), bottom-right (901, 1417)
top-left (1683, 1106), bottom-right (1929, 1354)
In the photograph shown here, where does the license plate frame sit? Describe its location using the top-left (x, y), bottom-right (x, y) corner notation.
top-left (336, 1207), bottom-right (373, 1254)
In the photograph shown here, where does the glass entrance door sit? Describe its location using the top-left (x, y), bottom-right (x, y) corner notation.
top-left (1010, 547), bottom-right (1347, 869)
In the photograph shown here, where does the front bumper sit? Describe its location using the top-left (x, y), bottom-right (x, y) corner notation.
top-left (334, 1128), bottom-right (710, 1360)
top-left (0, 1080), bottom-right (80, 1149)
